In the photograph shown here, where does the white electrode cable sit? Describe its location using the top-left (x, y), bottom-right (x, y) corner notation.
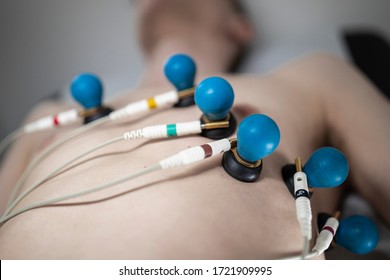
top-left (0, 138), bottom-right (231, 225)
top-left (0, 109), bottom-right (80, 159)
top-left (0, 86), bottom-right (192, 161)
top-left (158, 138), bottom-right (231, 169)
top-left (0, 164), bottom-right (161, 225)
top-left (4, 87), bottom-right (195, 205)
top-left (281, 216), bottom-right (339, 260)
top-left (13, 89), bottom-right (185, 135)
top-left (0, 89), bottom-right (176, 146)
top-left (281, 250), bottom-right (320, 260)
top-left (294, 171), bottom-right (313, 240)
top-left (4, 119), bottom-right (226, 215)
top-left (23, 109), bottom-right (79, 133)
top-left (6, 116), bottom-right (110, 209)
top-left (312, 216), bottom-right (339, 254)
top-left (6, 93), bottom-right (182, 202)
top-left (5, 119), bottom-right (230, 216)
top-left (124, 121), bottom-right (201, 140)
top-left (302, 236), bottom-right (310, 260)
top-left (293, 157), bottom-right (313, 259)
top-left (123, 120), bottom-right (229, 140)
top-left (108, 90), bottom-right (179, 121)
top-left (2, 136), bottom-right (123, 217)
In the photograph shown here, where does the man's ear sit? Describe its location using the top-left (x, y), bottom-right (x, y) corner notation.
top-left (228, 15), bottom-right (256, 46)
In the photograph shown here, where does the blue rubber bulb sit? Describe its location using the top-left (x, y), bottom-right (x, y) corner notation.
top-left (236, 114), bottom-right (281, 162)
top-left (194, 77), bottom-right (235, 121)
top-left (303, 147), bottom-right (349, 188)
top-left (164, 53), bottom-right (196, 91)
top-left (70, 73), bottom-right (103, 109)
top-left (336, 215), bottom-right (379, 255)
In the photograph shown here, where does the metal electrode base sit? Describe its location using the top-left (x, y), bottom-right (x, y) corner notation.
top-left (200, 113), bottom-right (237, 140)
top-left (84, 107), bottom-right (113, 124)
top-left (222, 148), bottom-right (263, 182)
top-left (281, 164), bottom-right (313, 198)
top-left (174, 95), bottom-right (195, 107)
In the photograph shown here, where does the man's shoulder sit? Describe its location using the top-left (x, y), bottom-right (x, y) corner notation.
top-left (275, 52), bottom-right (348, 75)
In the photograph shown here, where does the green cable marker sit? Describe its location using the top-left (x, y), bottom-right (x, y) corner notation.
top-left (166, 124), bottom-right (177, 137)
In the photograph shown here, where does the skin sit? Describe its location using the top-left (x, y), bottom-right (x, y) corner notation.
top-left (0, 1), bottom-right (389, 260)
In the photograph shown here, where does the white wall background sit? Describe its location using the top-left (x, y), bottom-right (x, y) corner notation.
top-left (0, 0), bottom-right (143, 139)
top-left (1, 0), bottom-right (390, 139)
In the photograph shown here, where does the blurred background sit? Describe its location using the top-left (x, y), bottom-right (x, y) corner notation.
top-left (1, 0), bottom-right (390, 139)
top-left (0, 0), bottom-right (389, 259)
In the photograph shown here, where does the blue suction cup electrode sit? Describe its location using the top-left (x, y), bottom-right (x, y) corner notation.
top-left (336, 215), bottom-right (379, 255)
top-left (70, 73), bottom-right (112, 124)
top-left (71, 73), bottom-right (103, 109)
top-left (222, 114), bottom-right (281, 182)
top-left (303, 147), bottom-right (349, 188)
top-left (164, 53), bottom-right (196, 91)
top-left (195, 76), bottom-right (234, 121)
top-left (237, 114), bottom-right (281, 162)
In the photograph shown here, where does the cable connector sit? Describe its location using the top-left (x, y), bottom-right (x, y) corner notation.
top-left (294, 157), bottom-right (313, 241)
top-left (109, 90), bottom-right (179, 121)
top-left (23, 109), bottom-right (79, 133)
top-left (159, 138), bottom-right (231, 169)
top-left (312, 217), bottom-right (339, 254)
top-left (123, 121), bottom-right (202, 140)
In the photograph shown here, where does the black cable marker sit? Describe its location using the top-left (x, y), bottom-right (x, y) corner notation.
top-left (222, 114), bottom-right (280, 182)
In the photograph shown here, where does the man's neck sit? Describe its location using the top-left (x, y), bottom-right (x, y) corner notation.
top-left (139, 36), bottom-right (235, 88)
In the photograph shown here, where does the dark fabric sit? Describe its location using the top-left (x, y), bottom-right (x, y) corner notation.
top-left (343, 29), bottom-right (390, 99)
